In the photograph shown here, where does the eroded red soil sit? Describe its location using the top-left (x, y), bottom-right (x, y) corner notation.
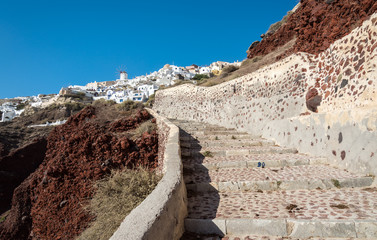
top-left (0, 105), bottom-right (158, 240)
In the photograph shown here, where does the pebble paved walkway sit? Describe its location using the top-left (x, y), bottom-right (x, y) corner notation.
top-left (171, 120), bottom-right (377, 240)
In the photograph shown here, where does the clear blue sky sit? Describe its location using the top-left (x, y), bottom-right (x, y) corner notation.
top-left (0, 0), bottom-right (298, 98)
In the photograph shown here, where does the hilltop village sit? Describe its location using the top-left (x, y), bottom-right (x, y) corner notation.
top-left (0, 61), bottom-right (240, 122)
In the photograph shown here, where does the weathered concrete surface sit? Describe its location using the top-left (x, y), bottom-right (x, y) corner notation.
top-left (226, 219), bottom-right (287, 236)
top-left (287, 220), bottom-right (357, 238)
top-left (154, 13), bottom-right (377, 177)
top-left (263, 109), bottom-right (377, 179)
top-left (110, 109), bottom-right (187, 240)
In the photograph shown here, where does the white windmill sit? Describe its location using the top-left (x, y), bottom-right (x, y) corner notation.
top-left (116, 65), bottom-right (128, 82)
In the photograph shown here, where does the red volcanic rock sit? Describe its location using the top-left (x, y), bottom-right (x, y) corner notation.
top-left (247, 0), bottom-right (377, 59)
top-left (0, 106), bottom-right (158, 240)
top-left (0, 142), bottom-right (5, 156)
top-left (110, 109), bottom-right (151, 132)
top-left (306, 88), bottom-right (322, 113)
top-left (0, 138), bottom-right (47, 214)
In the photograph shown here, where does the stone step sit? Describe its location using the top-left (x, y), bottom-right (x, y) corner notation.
top-left (168, 120), bottom-right (209, 125)
top-left (181, 232), bottom-right (356, 240)
top-left (181, 146), bottom-right (298, 157)
top-left (173, 119), bottom-right (377, 239)
top-left (181, 153), bottom-right (326, 169)
top-left (221, 235), bottom-right (355, 240)
top-left (179, 126), bottom-right (232, 131)
top-left (180, 139), bottom-right (275, 148)
top-left (202, 157), bottom-right (326, 170)
top-left (192, 130), bottom-right (250, 136)
top-left (169, 120), bottom-right (231, 130)
top-left (185, 187), bottom-right (377, 238)
top-left (180, 134), bottom-right (257, 141)
top-left (184, 165), bottom-right (373, 192)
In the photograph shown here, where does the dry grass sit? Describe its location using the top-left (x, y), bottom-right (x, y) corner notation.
top-left (133, 121), bottom-right (157, 138)
top-left (202, 151), bottom-right (214, 158)
top-left (159, 80), bottom-right (196, 90)
top-left (116, 100), bottom-right (144, 112)
top-left (198, 38), bottom-right (296, 87)
top-left (77, 168), bottom-right (161, 240)
top-left (145, 93), bottom-right (155, 107)
top-left (92, 98), bottom-right (117, 107)
top-left (265, 9), bottom-right (294, 36)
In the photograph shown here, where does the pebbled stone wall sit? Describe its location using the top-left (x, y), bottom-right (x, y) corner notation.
top-left (154, 14), bottom-right (377, 177)
top-left (110, 109), bottom-right (187, 240)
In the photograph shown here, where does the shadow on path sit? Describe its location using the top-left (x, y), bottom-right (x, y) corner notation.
top-left (178, 127), bottom-right (222, 239)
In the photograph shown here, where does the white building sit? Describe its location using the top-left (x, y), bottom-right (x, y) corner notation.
top-left (199, 67), bottom-right (211, 75)
top-left (137, 84), bottom-right (158, 97)
top-left (0, 102), bottom-right (24, 122)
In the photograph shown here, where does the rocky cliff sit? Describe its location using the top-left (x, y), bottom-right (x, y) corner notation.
top-left (247, 0), bottom-right (377, 60)
top-left (0, 103), bottom-right (87, 214)
top-left (0, 103), bottom-right (158, 240)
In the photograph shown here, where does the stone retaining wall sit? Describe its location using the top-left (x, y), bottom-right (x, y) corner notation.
top-left (154, 14), bottom-right (377, 177)
top-left (110, 109), bottom-right (187, 240)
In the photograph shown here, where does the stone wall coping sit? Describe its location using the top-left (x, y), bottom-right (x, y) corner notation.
top-left (110, 108), bottom-right (187, 240)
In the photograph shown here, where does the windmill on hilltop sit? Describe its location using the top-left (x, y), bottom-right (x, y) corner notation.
top-left (115, 65), bottom-right (128, 82)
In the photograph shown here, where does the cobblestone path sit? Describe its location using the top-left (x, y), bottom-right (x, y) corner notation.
top-left (171, 120), bottom-right (377, 240)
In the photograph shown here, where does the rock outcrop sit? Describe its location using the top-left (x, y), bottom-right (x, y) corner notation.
top-left (0, 105), bottom-right (158, 240)
top-left (247, 0), bottom-right (377, 60)
top-left (0, 103), bottom-right (86, 214)
top-left (0, 138), bottom-right (47, 213)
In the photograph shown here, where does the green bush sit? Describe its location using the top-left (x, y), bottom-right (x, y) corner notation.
top-left (193, 74), bottom-right (210, 80)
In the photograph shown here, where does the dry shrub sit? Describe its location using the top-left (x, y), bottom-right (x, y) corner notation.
top-left (222, 65), bottom-right (239, 74)
top-left (116, 100), bottom-right (144, 112)
top-left (265, 9), bottom-right (295, 36)
top-left (64, 102), bottom-right (87, 112)
top-left (145, 93), bottom-right (155, 107)
top-left (134, 121), bottom-right (157, 138)
top-left (92, 98), bottom-right (117, 107)
top-left (198, 38), bottom-right (296, 87)
top-left (62, 92), bottom-right (86, 100)
top-left (77, 168), bottom-right (161, 240)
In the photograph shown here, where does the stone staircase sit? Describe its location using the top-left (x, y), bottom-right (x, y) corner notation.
top-left (170, 119), bottom-right (377, 240)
